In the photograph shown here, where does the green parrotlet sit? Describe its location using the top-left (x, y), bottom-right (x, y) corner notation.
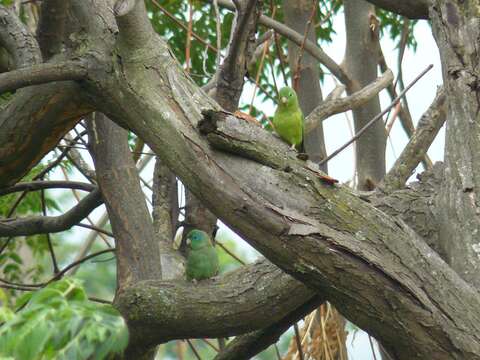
top-left (272, 87), bottom-right (304, 151)
top-left (186, 229), bottom-right (219, 281)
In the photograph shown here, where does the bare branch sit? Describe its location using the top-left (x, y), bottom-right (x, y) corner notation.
top-left (319, 65), bottom-right (433, 167)
top-left (0, 188), bottom-right (102, 237)
top-left (0, 5), bottom-right (41, 68)
top-left (0, 180), bottom-right (96, 196)
top-left (0, 61), bottom-right (87, 94)
top-left (213, 294), bottom-right (323, 360)
top-left (364, 0), bottom-right (429, 20)
top-left (381, 87), bottom-right (446, 191)
top-left (205, 0), bottom-right (353, 88)
top-left (304, 69), bottom-right (393, 135)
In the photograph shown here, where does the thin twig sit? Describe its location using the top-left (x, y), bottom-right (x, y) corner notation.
top-left (202, 338), bottom-right (220, 352)
top-left (319, 64), bottom-right (433, 166)
top-left (274, 344), bottom-right (282, 360)
top-left (47, 248), bottom-right (116, 284)
top-left (185, 1), bottom-right (194, 73)
top-left (216, 241), bottom-right (246, 265)
top-left (368, 335), bottom-right (379, 360)
top-left (268, 55), bottom-right (279, 98)
top-left (76, 223), bottom-right (113, 237)
top-left (293, 323), bottom-right (305, 360)
top-left (152, 0), bottom-right (218, 53)
top-left (186, 339), bottom-right (202, 360)
top-left (269, 0), bottom-right (288, 86)
top-left (40, 183), bottom-right (60, 274)
top-left (0, 248), bottom-right (115, 289)
top-left (293, 0), bottom-right (317, 90)
top-left (59, 166), bottom-right (112, 248)
top-left (249, 17), bottom-right (273, 114)
top-left (212, 0), bottom-right (222, 70)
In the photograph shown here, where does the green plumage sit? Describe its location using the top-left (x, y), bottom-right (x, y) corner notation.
top-left (272, 87), bottom-right (304, 151)
top-left (185, 229), bottom-right (219, 281)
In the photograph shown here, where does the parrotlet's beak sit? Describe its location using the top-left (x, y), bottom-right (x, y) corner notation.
top-left (281, 96), bottom-right (287, 104)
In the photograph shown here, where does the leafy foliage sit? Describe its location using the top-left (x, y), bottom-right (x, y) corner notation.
top-left (0, 278), bottom-right (128, 360)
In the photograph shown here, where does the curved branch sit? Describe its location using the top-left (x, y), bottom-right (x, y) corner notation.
top-left (0, 5), bottom-right (41, 68)
top-left (305, 69), bottom-right (393, 135)
top-left (0, 188), bottom-right (102, 236)
top-left (115, 259), bottom-right (317, 352)
top-left (0, 61), bottom-right (88, 94)
top-left (364, 0), bottom-right (429, 20)
top-left (0, 180), bottom-right (96, 196)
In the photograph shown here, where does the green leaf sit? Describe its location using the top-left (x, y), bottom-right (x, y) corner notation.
top-left (0, 278), bottom-right (128, 359)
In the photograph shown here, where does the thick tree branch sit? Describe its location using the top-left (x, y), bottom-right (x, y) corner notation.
top-left (37, 0), bottom-right (68, 60)
top-left (115, 259), bottom-right (317, 352)
top-left (92, 32), bottom-right (480, 358)
top-left (88, 114), bottom-right (161, 286)
top-left (381, 87), bottom-right (446, 191)
top-left (0, 188), bottom-right (102, 236)
top-left (0, 61), bottom-right (88, 94)
top-left (214, 0), bottom-right (260, 111)
top-left (0, 82), bottom-right (93, 187)
top-left (115, 0), bottom-right (155, 50)
top-left (0, 5), bottom-right (41, 68)
top-left (304, 69), bottom-right (393, 135)
top-left (344, 0), bottom-right (385, 190)
top-left (364, 0), bottom-right (430, 20)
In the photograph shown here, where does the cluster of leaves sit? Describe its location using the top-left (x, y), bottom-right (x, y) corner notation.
top-left (0, 278), bottom-right (128, 360)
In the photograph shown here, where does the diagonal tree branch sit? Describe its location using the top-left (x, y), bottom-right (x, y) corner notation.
top-left (0, 180), bottom-right (96, 196)
top-left (381, 87), bottom-right (446, 192)
top-left (0, 61), bottom-right (88, 94)
top-left (0, 188), bottom-right (102, 236)
top-left (304, 69), bottom-right (393, 135)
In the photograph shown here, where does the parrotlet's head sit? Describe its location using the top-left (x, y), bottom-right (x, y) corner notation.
top-left (186, 229), bottom-right (211, 250)
top-left (278, 87), bottom-right (299, 108)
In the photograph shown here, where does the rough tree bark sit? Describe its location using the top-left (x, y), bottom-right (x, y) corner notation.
top-left (1, 1), bottom-right (480, 360)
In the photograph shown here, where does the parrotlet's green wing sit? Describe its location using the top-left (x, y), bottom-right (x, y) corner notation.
top-left (185, 229), bottom-right (219, 281)
top-left (186, 247), bottom-right (219, 281)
